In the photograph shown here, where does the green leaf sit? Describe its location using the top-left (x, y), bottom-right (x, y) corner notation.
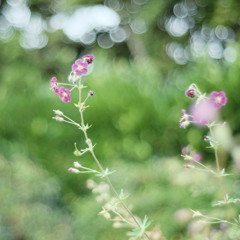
top-left (109, 189), bottom-right (130, 208)
top-left (128, 216), bottom-right (151, 239)
top-left (213, 194), bottom-right (240, 206)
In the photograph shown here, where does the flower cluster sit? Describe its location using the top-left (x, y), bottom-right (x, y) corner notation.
top-left (50, 55), bottom-right (95, 103)
top-left (50, 77), bottom-right (72, 103)
top-left (179, 84), bottom-right (228, 128)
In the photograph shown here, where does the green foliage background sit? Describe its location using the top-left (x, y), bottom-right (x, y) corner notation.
top-left (1, 0), bottom-right (240, 239)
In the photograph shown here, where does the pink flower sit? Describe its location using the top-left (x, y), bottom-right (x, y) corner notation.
top-left (58, 87), bottom-right (72, 103)
top-left (192, 152), bottom-right (202, 162)
top-left (72, 59), bottom-right (88, 76)
top-left (210, 91), bottom-right (228, 109)
top-left (50, 77), bottom-right (59, 93)
top-left (190, 100), bottom-right (218, 125)
top-left (82, 55), bottom-right (95, 64)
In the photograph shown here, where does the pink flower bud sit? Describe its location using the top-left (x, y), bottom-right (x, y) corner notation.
top-left (185, 89), bottom-right (196, 98)
top-left (68, 168), bottom-right (81, 173)
top-left (82, 55), bottom-right (95, 64)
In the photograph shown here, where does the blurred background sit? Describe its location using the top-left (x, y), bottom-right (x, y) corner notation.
top-left (1, 0), bottom-right (240, 239)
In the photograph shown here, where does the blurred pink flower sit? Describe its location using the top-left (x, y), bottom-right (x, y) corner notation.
top-left (210, 91), bottom-right (228, 109)
top-left (58, 87), bottom-right (72, 103)
top-left (50, 77), bottom-right (59, 93)
top-left (72, 59), bottom-right (88, 76)
top-left (181, 145), bottom-right (202, 162)
top-left (192, 152), bottom-right (202, 162)
top-left (191, 100), bottom-right (218, 125)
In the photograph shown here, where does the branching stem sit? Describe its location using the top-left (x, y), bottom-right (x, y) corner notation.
top-left (77, 80), bottom-right (151, 240)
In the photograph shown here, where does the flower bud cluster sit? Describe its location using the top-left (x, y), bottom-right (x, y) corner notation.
top-left (50, 55), bottom-right (95, 103)
top-left (68, 161), bottom-right (99, 175)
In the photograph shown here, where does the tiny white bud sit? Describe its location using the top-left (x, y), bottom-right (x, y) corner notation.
top-left (73, 161), bottom-right (82, 168)
top-left (52, 116), bottom-right (64, 122)
top-left (68, 168), bottom-right (81, 173)
top-left (53, 110), bottom-right (64, 116)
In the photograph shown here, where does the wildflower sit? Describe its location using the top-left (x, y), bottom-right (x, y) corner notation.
top-left (190, 100), bottom-right (218, 125)
top-left (50, 77), bottom-right (59, 93)
top-left (83, 55), bottom-right (95, 64)
top-left (210, 91), bottom-right (228, 109)
top-left (72, 59), bottom-right (88, 76)
top-left (88, 91), bottom-right (95, 97)
top-left (185, 89), bottom-right (196, 98)
top-left (58, 87), bottom-right (72, 103)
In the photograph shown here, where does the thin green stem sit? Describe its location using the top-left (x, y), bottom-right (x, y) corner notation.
top-left (77, 81), bottom-right (151, 240)
top-left (61, 119), bottom-right (80, 126)
top-left (111, 209), bottom-right (137, 227)
top-left (209, 127), bottom-right (220, 172)
top-left (80, 166), bottom-right (100, 173)
top-left (201, 214), bottom-right (238, 227)
top-left (63, 115), bottom-right (80, 127)
top-left (79, 170), bottom-right (99, 174)
top-left (209, 125), bottom-right (225, 198)
top-left (191, 159), bottom-right (218, 176)
top-left (59, 83), bottom-right (75, 86)
top-left (82, 94), bottom-right (90, 105)
top-left (70, 85), bottom-right (78, 91)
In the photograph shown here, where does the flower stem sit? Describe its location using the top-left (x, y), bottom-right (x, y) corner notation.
top-left (209, 126), bottom-right (225, 198)
top-left (209, 127), bottom-right (220, 172)
top-left (77, 81), bottom-right (151, 240)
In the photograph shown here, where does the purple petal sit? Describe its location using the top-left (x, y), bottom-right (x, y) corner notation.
top-left (210, 91), bottom-right (219, 98)
top-left (72, 64), bottom-right (78, 71)
top-left (219, 91), bottom-right (226, 98)
top-left (221, 97), bottom-right (228, 105)
top-left (75, 59), bottom-right (83, 65)
top-left (191, 100), bottom-right (219, 125)
top-left (81, 62), bottom-right (88, 68)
